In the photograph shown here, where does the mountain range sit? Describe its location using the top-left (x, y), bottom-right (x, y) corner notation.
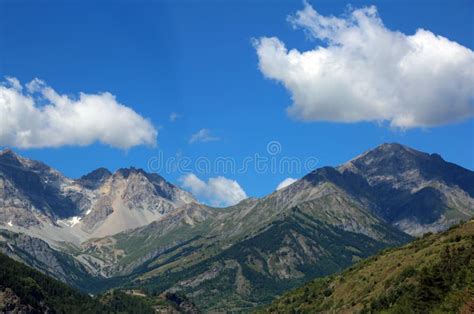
top-left (0, 143), bottom-right (473, 311)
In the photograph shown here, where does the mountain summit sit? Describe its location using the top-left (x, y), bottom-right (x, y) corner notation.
top-left (339, 143), bottom-right (474, 234)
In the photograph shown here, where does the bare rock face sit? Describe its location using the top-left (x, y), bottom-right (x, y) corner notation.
top-left (78, 168), bottom-right (196, 238)
top-left (0, 149), bottom-right (77, 226)
top-left (76, 167), bottom-right (112, 190)
top-left (80, 197), bottom-right (114, 233)
top-left (0, 149), bottom-right (196, 243)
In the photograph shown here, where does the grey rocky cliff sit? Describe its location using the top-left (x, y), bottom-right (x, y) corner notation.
top-left (0, 149), bottom-right (196, 243)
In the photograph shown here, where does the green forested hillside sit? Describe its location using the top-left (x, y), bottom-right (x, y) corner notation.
top-left (0, 253), bottom-right (162, 313)
top-left (262, 220), bottom-right (474, 313)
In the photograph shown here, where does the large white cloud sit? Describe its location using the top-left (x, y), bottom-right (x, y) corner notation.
top-left (180, 173), bottom-right (247, 207)
top-left (254, 3), bottom-right (474, 128)
top-left (0, 77), bottom-right (157, 149)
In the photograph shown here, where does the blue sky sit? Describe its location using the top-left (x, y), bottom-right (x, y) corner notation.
top-left (1, 0), bottom-right (473, 204)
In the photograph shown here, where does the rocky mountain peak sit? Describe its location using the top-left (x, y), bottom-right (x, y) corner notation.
top-left (0, 148), bottom-right (22, 166)
top-left (82, 167), bottom-right (112, 179)
top-left (0, 148), bottom-right (15, 156)
top-left (333, 143), bottom-right (474, 233)
top-left (338, 143), bottom-right (435, 178)
top-left (0, 149), bottom-right (60, 176)
top-left (352, 142), bottom-right (423, 164)
top-left (77, 167), bottom-right (112, 189)
top-left (111, 167), bottom-right (193, 203)
top-left (375, 142), bottom-right (409, 151)
top-left (115, 167), bottom-right (146, 179)
top-left (340, 143), bottom-right (473, 191)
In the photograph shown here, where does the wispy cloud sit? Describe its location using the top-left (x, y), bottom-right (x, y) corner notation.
top-left (0, 77), bottom-right (157, 149)
top-left (169, 112), bottom-right (180, 122)
top-left (189, 128), bottom-right (219, 144)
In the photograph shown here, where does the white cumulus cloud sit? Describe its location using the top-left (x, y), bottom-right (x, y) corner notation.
top-left (180, 173), bottom-right (247, 207)
top-left (0, 77), bottom-right (157, 149)
top-left (276, 177), bottom-right (298, 190)
top-left (254, 3), bottom-right (474, 128)
top-left (189, 128), bottom-right (219, 144)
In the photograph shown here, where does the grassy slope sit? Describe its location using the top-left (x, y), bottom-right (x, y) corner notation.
top-left (262, 220), bottom-right (474, 313)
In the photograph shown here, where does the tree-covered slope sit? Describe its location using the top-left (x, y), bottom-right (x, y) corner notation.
top-left (0, 252), bottom-right (172, 313)
top-left (262, 220), bottom-right (474, 313)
